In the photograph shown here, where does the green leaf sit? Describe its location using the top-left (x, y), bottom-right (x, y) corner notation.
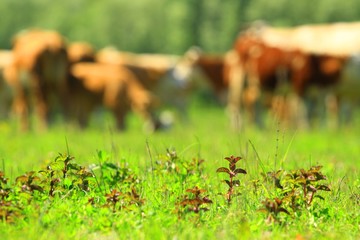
top-left (67, 163), bottom-right (81, 171)
top-left (63, 178), bottom-right (73, 188)
top-left (103, 162), bottom-right (119, 170)
top-left (97, 150), bottom-right (110, 163)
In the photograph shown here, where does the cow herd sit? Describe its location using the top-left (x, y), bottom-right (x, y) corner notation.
top-left (0, 22), bottom-right (360, 132)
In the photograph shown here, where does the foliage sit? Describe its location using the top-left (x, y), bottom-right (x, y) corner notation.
top-left (177, 186), bottom-right (213, 215)
top-left (258, 166), bottom-right (331, 224)
top-left (1, 0), bottom-right (360, 52)
top-left (0, 107), bottom-right (359, 239)
top-left (216, 155), bottom-right (247, 205)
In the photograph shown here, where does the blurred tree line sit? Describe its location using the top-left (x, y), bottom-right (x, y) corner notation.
top-left (0, 0), bottom-right (359, 54)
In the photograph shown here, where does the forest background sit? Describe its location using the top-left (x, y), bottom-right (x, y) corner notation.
top-left (1, 0), bottom-right (360, 55)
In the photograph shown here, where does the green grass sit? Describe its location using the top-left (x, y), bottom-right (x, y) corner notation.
top-left (0, 105), bottom-right (359, 240)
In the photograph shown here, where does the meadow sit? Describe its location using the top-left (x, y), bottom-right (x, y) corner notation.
top-left (0, 103), bottom-right (359, 240)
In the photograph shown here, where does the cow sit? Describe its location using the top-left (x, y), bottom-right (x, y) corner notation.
top-left (226, 30), bottom-right (310, 130)
top-left (7, 29), bottom-right (69, 131)
top-left (68, 62), bottom-right (162, 132)
top-left (228, 21), bottom-right (360, 130)
top-left (65, 44), bottom-right (164, 132)
top-left (256, 21), bottom-right (360, 128)
top-left (96, 47), bottom-right (200, 124)
top-left (175, 46), bottom-right (230, 105)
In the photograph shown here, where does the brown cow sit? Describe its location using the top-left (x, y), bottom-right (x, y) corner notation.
top-left (68, 62), bottom-right (161, 131)
top-left (97, 47), bottom-right (199, 123)
top-left (66, 43), bottom-right (164, 131)
top-left (270, 54), bottom-right (348, 129)
top-left (227, 21), bottom-right (360, 130)
top-left (7, 29), bottom-right (69, 131)
top-left (226, 31), bottom-right (310, 130)
top-left (178, 46), bottom-right (229, 105)
top-left (251, 21), bottom-right (359, 128)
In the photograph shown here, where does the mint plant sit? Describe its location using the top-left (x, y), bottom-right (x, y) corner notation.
top-left (216, 155), bottom-right (247, 205)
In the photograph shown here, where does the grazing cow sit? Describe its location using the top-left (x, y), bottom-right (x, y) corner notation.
top-left (7, 29), bottom-right (68, 131)
top-left (258, 21), bottom-right (360, 127)
top-left (64, 41), bottom-right (96, 127)
top-left (68, 62), bottom-right (161, 131)
top-left (228, 21), bottom-right (360, 130)
top-left (226, 31), bottom-right (310, 130)
top-left (177, 46), bottom-right (229, 105)
top-left (67, 43), bottom-right (165, 131)
top-left (97, 47), bottom-right (201, 123)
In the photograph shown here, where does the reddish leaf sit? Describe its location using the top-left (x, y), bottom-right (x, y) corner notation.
top-left (317, 185), bottom-right (331, 191)
top-left (274, 198), bottom-right (282, 206)
top-left (29, 184), bottom-right (44, 192)
top-left (234, 168), bottom-right (247, 175)
top-left (15, 176), bottom-right (28, 183)
top-left (202, 196), bottom-right (213, 204)
top-left (216, 167), bottom-right (230, 174)
top-left (278, 207), bottom-right (290, 215)
top-left (186, 186), bottom-right (205, 195)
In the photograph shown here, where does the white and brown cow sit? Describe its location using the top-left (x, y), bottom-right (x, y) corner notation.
top-left (227, 21), bottom-right (360, 130)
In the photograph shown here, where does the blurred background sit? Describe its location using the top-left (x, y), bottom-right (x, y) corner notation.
top-left (1, 0), bottom-right (360, 54)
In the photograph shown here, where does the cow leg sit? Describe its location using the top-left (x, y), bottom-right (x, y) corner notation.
top-left (112, 108), bottom-right (127, 131)
top-left (325, 92), bottom-right (339, 129)
top-left (13, 91), bottom-right (29, 131)
top-left (226, 58), bottom-right (245, 131)
top-left (77, 103), bottom-right (93, 129)
top-left (245, 67), bottom-right (264, 128)
top-left (338, 99), bottom-right (353, 126)
top-left (5, 67), bottom-right (30, 131)
top-left (288, 93), bottom-right (309, 129)
top-left (131, 93), bottom-right (162, 133)
top-left (32, 77), bottom-right (49, 131)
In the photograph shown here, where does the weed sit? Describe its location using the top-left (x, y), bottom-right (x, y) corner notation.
top-left (258, 197), bottom-right (290, 224)
top-left (104, 187), bottom-right (145, 213)
top-left (177, 186), bottom-right (212, 218)
top-left (282, 165), bottom-right (331, 208)
top-left (216, 155), bottom-right (247, 205)
top-left (15, 171), bottom-right (44, 194)
top-left (257, 165), bottom-right (331, 224)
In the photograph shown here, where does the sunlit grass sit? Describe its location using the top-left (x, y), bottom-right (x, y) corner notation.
top-left (0, 104), bottom-right (359, 239)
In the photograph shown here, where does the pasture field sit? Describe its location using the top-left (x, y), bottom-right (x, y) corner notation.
top-left (0, 104), bottom-right (359, 240)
